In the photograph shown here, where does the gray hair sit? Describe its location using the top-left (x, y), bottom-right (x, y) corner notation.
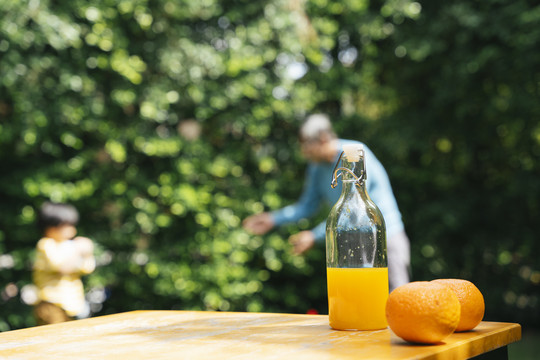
top-left (299, 113), bottom-right (336, 141)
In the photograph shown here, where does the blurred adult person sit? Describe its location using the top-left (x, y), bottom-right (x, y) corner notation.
top-left (243, 114), bottom-right (410, 291)
top-left (33, 202), bottom-right (96, 325)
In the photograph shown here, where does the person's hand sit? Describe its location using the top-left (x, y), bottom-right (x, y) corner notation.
top-left (289, 231), bottom-right (315, 255)
top-left (73, 236), bottom-right (94, 257)
top-left (242, 213), bottom-right (274, 235)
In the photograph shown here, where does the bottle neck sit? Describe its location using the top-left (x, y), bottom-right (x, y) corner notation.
top-left (341, 157), bottom-right (366, 188)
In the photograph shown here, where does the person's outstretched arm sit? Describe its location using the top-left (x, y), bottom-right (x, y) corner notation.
top-left (243, 164), bottom-right (322, 235)
top-left (270, 164), bottom-right (322, 227)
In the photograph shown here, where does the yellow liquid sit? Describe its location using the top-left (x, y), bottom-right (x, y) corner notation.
top-left (327, 267), bottom-right (389, 330)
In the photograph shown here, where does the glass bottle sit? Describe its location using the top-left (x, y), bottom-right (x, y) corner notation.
top-left (326, 144), bottom-right (388, 330)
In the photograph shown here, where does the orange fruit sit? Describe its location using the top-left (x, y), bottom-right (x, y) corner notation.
top-left (385, 281), bottom-right (461, 344)
top-left (432, 279), bottom-right (485, 332)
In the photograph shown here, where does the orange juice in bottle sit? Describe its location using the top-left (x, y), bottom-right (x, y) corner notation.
top-left (327, 267), bottom-right (388, 330)
top-left (326, 144), bottom-right (388, 330)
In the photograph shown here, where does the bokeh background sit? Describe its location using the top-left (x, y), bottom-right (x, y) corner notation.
top-left (1, 0), bottom-right (538, 354)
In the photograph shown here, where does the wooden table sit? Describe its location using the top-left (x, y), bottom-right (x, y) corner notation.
top-left (0, 311), bottom-right (521, 359)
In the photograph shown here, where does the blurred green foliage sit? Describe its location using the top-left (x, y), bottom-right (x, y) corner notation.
top-left (0, 0), bottom-right (539, 331)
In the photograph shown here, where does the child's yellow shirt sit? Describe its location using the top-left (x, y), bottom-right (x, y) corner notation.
top-left (33, 237), bottom-right (95, 316)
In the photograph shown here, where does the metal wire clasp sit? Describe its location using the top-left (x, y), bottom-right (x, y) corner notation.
top-left (330, 150), bottom-right (366, 189)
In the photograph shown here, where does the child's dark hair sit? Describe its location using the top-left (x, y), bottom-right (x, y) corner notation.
top-left (38, 202), bottom-right (79, 232)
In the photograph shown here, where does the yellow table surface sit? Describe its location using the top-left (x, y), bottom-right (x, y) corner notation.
top-left (0, 311), bottom-right (521, 359)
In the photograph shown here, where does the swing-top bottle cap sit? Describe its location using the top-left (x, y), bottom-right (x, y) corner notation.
top-left (342, 144), bottom-right (363, 162)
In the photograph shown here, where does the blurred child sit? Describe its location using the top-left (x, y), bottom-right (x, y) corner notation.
top-left (33, 202), bottom-right (96, 325)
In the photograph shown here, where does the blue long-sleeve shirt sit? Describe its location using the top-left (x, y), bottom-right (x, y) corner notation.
top-left (271, 139), bottom-right (404, 241)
